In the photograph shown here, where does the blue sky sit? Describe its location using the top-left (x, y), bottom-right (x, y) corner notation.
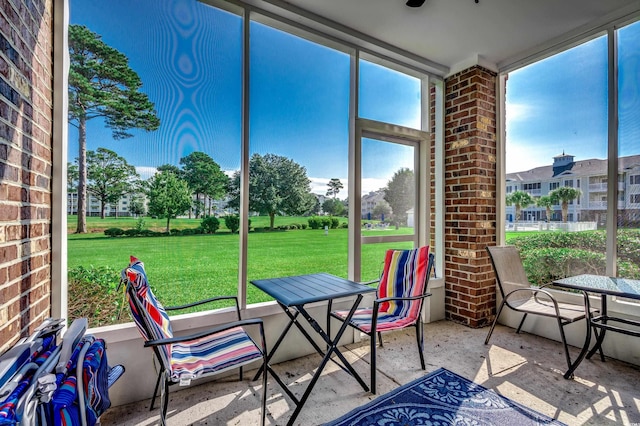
top-left (69, 0), bottom-right (418, 196)
top-left (70, 0), bottom-right (639, 189)
top-left (506, 23), bottom-right (640, 173)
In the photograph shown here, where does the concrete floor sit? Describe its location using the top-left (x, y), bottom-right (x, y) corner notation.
top-left (101, 320), bottom-right (640, 426)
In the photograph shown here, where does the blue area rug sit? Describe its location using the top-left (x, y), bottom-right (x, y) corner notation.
top-left (324, 368), bottom-right (565, 426)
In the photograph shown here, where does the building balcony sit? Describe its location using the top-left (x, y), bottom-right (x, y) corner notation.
top-left (587, 201), bottom-right (626, 209)
top-left (588, 183), bottom-right (626, 192)
top-left (100, 320), bottom-right (640, 425)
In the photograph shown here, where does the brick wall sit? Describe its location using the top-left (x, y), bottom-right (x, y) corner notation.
top-left (443, 66), bottom-right (497, 327)
top-left (0, 0), bottom-right (53, 353)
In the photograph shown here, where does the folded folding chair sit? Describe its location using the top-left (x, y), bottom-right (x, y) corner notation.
top-left (0, 318), bottom-right (65, 426)
top-left (120, 256), bottom-right (285, 426)
top-left (0, 318), bottom-right (124, 426)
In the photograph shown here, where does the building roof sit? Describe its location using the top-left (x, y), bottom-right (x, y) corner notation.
top-left (506, 155), bottom-right (640, 182)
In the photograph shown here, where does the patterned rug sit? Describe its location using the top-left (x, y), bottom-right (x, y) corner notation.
top-left (324, 368), bottom-right (565, 426)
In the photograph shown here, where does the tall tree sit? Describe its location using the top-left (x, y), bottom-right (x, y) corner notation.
top-left (550, 187), bottom-right (581, 223)
top-left (86, 148), bottom-right (140, 219)
top-left (372, 200), bottom-right (392, 220)
top-left (384, 168), bottom-right (414, 226)
top-left (506, 190), bottom-right (534, 221)
top-left (156, 164), bottom-right (182, 176)
top-left (229, 153), bottom-right (311, 229)
top-left (68, 24), bottom-right (160, 233)
top-left (536, 195), bottom-right (555, 222)
top-left (147, 170), bottom-right (192, 233)
top-left (326, 178), bottom-right (344, 199)
top-left (322, 198), bottom-right (346, 216)
top-left (179, 152), bottom-right (229, 218)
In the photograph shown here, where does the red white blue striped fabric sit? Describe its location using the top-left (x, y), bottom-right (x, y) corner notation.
top-left (122, 257), bottom-right (262, 383)
top-left (122, 257), bottom-right (173, 368)
top-left (170, 326), bottom-right (263, 380)
top-left (334, 246), bottom-right (430, 333)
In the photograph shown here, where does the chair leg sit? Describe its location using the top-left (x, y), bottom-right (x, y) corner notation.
top-left (150, 370), bottom-right (163, 410)
top-left (415, 321), bottom-right (425, 370)
top-left (485, 300), bottom-right (506, 344)
top-left (557, 319), bottom-right (573, 372)
top-left (261, 357), bottom-right (267, 426)
top-left (516, 313), bottom-right (528, 334)
top-left (370, 331), bottom-right (377, 394)
top-left (378, 331), bottom-right (383, 348)
top-left (160, 371), bottom-right (170, 426)
top-left (239, 366), bottom-right (243, 381)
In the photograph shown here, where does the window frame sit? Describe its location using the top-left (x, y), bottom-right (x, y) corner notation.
top-left (498, 13), bottom-right (640, 277)
top-left (53, 0), bottom-right (444, 321)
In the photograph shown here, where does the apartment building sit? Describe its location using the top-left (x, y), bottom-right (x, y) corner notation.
top-left (506, 153), bottom-right (640, 225)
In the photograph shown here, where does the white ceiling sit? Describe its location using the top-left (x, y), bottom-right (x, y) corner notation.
top-left (256, 0), bottom-right (640, 75)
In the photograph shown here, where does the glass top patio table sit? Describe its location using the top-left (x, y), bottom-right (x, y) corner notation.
top-left (553, 274), bottom-right (640, 300)
top-left (552, 274), bottom-right (640, 379)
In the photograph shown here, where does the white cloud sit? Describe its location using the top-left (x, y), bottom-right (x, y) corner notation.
top-left (136, 166), bottom-right (157, 180)
top-left (505, 102), bottom-right (533, 124)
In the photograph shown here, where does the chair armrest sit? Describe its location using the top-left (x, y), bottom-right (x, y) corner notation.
top-left (144, 318), bottom-right (263, 347)
top-left (165, 295), bottom-right (242, 321)
top-left (504, 287), bottom-right (592, 317)
top-left (374, 293), bottom-right (433, 304)
top-left (165, 295), bottom-right (239, 311)
top-left (360, 279), bottom-right (380, 286)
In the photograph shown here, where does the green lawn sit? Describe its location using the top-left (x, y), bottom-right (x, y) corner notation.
top-left (68, 220), bottom-right (413, 308)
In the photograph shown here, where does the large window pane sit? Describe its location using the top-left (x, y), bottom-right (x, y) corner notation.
top-left (504, 36), bottom-right (608, 282)
top-left (617, 20), bottom-right (640, 279)
top-left (247, 21), bottom-right (350, 302)
top-left (359, 59), bottom-right (422, 129)
top-left (68, 0), bottom-right (242, 324)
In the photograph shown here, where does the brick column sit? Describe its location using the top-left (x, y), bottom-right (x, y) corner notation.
top-left (0, 0), bottom-right (53, 352)
top-left (443, 66), bottom-right (497, 327)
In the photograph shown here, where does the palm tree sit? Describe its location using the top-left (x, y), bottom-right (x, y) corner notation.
top-left (536, 195), bottom-right (555, 223)
top-left (549, 187), bottom-right (581, 223)
top-left (506, 190), bottom-right (534, 221)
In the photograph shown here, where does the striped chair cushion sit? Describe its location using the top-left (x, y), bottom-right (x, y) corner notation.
top-left (334, 246), bottom-right (430, 333)
top-left (122, 257), bottom-right (173, 367)
top-left (170, 326), bottom-right (262, 381)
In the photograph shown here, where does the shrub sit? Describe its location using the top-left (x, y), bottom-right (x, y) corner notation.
top-left (330, 217), bottom-right (339, 229)
top-left (135, 218), bottom-right (145, 231)
top-left (201, 215), bottom-right (220, 234)
top-left (170, 228), bottom-right (181, 235)
top-left (300, 223), bottom-right (307, 230)
top-left (180, 228), bottom-right (196, 236)
top-left (124, 229), bottom-right (139, 237)
top-left (225, 215), bottom-right (240, 233)
top-left (521, 247), bottom-right (605, 286)
top-left (104, 228), bottom-right (124, 237)
top-left (308, 217), bottom-right (322, 230)
top-left (67, 265), bottom-right (128, 328)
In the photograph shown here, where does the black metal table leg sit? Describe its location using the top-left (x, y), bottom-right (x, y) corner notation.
top-left (563, 294), bottom-right (594, 379)
top-left (586, 295), bottom-right (607, 360)
top-left (252, 301), bottom-right (299, 382)
top-left (286, 295), bottom-right (368, 426)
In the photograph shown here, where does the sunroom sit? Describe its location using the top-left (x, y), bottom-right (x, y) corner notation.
top-left (2, 0), bottom-right (640, 424)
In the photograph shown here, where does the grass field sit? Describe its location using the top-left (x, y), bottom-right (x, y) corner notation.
top-left (68, 216), bottom-right (413, 307)
top-left (67, 214), bottom-right (538, 309)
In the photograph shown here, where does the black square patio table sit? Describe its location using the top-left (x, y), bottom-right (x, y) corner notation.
top-left (552, 274), bottom-right (640, 379)
top-left (251, 273), bottom-right (376, 426)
